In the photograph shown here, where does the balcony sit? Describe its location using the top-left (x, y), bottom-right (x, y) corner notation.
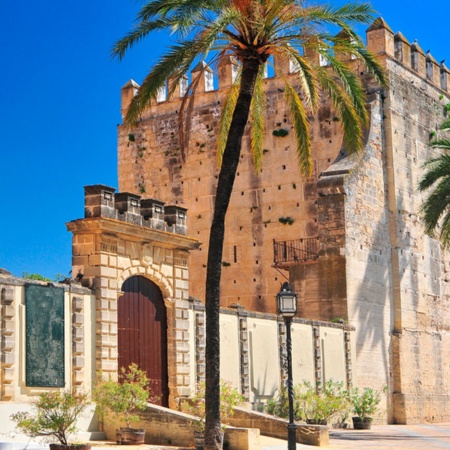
top-left (273, 237), bottom-right (319, 268)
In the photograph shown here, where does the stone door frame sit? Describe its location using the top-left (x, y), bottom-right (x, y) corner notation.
top-left (67, 185), bottom-right (199, 408)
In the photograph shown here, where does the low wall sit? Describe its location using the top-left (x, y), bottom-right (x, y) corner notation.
top-left (227, 407), bottom-right (329, 447)
top-left (102, 404), bottom-right (260, 450)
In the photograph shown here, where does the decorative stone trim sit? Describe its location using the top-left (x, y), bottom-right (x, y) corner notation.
top-left (72, 296), bottom-right (85, 391)
top-left (165, 298), bottom-right (191, 405)
top-left (344, 331), bottom-right (352, 389)
top-left (238, 315), bottom-right (250, 401)
top-left (195, 311), bottom-right (206, 384)
top-left (313, 326), bottom-right (322, 391)
top-left (1, 286), bottom-right (15, 400)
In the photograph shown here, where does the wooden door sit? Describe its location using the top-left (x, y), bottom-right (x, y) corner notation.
top-left (118, 276), bottom-right (169, 406)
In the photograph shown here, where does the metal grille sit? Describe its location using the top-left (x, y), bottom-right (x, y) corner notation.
top-left (273, 237), bottom-right (319, 266)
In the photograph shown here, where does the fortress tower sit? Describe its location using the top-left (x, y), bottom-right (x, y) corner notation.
top-left (118, 17), bottom-right (450, 423)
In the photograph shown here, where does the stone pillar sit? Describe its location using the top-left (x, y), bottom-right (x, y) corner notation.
top-left (167, 296), bottom-right (191, 405)
top-left (194, 307), bottom-right (206, 384)
top-left (72, 296), bottom-right (85, 391)
top-left (344, 331), bottom-right (352, 389)
top-left (1, 286), bottom-right (15, 400)
top-left (313, 326), bottom-right (322, 391)
top-left (238, 313), bottom-right (250, 400)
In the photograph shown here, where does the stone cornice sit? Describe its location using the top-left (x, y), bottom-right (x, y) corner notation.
top-left (66, 216), bottom-right (200, 251)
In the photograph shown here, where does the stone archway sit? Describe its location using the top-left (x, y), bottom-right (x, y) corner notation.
top-left (67, 185), bottom-right (200, 408)
top-left (118, 276), bottom-right (169, 406)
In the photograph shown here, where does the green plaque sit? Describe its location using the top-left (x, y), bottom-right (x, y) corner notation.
top-left (25, 284), bottom-right (65, 387)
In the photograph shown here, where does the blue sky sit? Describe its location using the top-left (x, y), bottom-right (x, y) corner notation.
top-left (0, 1), bottom-right (447, 279)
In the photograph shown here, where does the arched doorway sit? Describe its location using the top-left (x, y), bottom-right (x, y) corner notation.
top-left (118, 276), bottom-right (169, 406)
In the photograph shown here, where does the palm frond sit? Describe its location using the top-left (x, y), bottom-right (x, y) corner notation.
top-left (113, 18), bottom-right (173, 60)
top-left (124, 10), bottom-right (239, 125)
top-left (137, 0), bottom-right (217, 21)
top-left (284, 81), bottom-right (312, 176)
top-left (419, 174), bottom-right (450, 238)
top-left (306, 3), bottom-right (376, 26)
top-left (316, 66), bottom-right (363, 154)
top-left (438, 210), bottom-right (450, 249)
top-left (430, 139), bottom-right (450, 150)
top-left (217, 80), bottom-right (240, 166)
top-left (323, 53), bottom-right (369, 127)
top-left (273, 46), bottom-right (319, 112)
top-left (249, 67), bottom-right (267, 170)
top-left (440, 119), bottom-right (450, 131)
top-left (419, 154), bottom-right (450, 191)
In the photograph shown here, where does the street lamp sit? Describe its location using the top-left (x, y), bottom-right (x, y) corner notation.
top-left (277, 282), bottom-right (297, 450)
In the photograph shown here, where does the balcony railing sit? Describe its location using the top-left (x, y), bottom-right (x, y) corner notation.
top-left (273, 237), bottom-right (319, 267)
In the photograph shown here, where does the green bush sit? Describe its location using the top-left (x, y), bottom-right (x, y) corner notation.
top-left (349, 387), bottom-right (381, 419)
top-left (93, 363), bottom-right (154, 428)
top-left (265, 380), bottom-right (349, 424)
top-left (11, 391), bottom-right (89, 445)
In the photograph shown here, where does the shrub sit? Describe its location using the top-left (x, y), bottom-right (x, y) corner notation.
top-left (93, 363), bottom-right (155, 428)
top-left (265, 380), bottom-right (349, 424)
top-left (11, 391), bottom-right (89, 445)
top-left (349, 387), bottom-right (381, 419)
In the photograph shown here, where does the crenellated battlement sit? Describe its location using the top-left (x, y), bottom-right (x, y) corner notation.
top-left (84, 185), bottom-right (187, 235)
top-left (121, 17), bottom-right (449, 118)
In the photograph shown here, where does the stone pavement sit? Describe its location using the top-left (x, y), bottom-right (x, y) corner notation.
top-left (3, 424), bottom-right (450, 450)
top-left (260, 424), bottom-right (450, 449)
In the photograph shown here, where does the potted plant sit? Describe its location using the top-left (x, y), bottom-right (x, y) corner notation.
top-left (301, 380), bottom-right (349, 425)
top-left (349, 387), bottom-right (382, 429)
top-left (11, 390), bottom-right (90, 450)
top-left (265, 380), bottom-right (349, 426)
top-left (180, 380), bottom-right (244, 450)
top-left (93, 363), bottom-right (154, 445)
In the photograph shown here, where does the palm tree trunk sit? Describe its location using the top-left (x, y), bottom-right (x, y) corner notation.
top-left (204, 57), bottom-right (261, 450)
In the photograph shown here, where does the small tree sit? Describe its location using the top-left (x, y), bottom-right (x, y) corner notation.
top-left (93, 363), bottom-right (153, 429)
top-left (266, 380), bottom-right (349, 424)
top-left (349, 387), bottom-right (381, 420)
top-left (11, 391), bottom-right (89, 445)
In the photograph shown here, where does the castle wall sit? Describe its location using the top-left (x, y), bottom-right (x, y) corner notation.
top-left (342, 21), bottom-right (450, 423)
top-left (118, 63), bottom-right (344, 313)
top-left (116, 16), bottom-right (450, 423)
top-left (381, 56), bottom-right (450, 423)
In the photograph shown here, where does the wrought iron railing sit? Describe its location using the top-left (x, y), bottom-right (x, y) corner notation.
top-left (273, 237), bottom-right (319, 266)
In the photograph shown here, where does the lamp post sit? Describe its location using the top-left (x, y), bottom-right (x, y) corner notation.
top-left (277, 282), bottom-right (298, 450)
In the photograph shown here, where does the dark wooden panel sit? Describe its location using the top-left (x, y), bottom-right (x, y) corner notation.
top-left (25, 284), bottom-right (65, 387)
top-left (118, 276), bottom-right (169, 406)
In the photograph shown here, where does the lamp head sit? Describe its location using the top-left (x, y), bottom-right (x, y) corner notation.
top-left (277, 282), bottom-right (297, 318)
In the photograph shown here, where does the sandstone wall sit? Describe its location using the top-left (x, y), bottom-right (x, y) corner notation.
top-left (0, 273), bottom-right (95, 400)
top-left (382, 57), bottom-right (450, 423)
top-left (118, 63), bottom-right (344, 313)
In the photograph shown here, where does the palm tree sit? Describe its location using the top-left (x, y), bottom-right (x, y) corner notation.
top-left (419, 119), bottom-right (450, 248)
top-left (113, 1), bottom-right (385, 448)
